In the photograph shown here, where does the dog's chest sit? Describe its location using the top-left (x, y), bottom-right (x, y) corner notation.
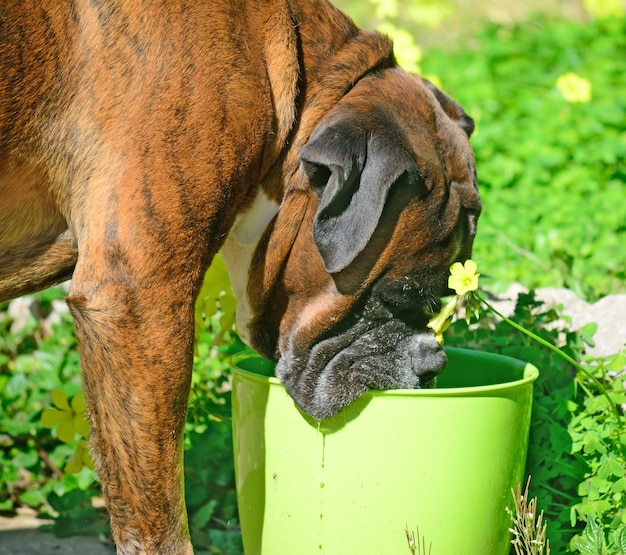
top-left (220, 190), bottom-right (279, 344)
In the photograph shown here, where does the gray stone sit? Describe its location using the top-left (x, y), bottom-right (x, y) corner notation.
top-left (488, 285), bottom-right (626, 358)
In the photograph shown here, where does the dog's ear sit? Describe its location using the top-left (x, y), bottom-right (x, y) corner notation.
top-left (300, 119), bottom-right (422, 274)
top-left (422, 78), bottom-right (475, 137)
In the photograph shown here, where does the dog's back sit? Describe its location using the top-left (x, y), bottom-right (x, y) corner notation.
top-left (0, 0), bottom-right (302, 302)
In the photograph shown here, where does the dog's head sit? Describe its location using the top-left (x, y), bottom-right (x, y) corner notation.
top-left (246, 68), bottom-right (480, 419)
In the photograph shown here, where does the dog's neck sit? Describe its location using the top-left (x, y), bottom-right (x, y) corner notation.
top-left (220, 1), bottom-right (396, 353)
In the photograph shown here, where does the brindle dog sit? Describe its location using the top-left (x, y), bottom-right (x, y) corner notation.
top-left (0, 1), bottom-right (480, 553)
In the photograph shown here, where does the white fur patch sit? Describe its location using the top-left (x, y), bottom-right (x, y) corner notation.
top-left (220, 191), bottom-right (279, 345)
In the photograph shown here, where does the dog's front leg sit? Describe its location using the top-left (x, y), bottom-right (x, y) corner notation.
top-left (67, 244), bottom-right (201, 554)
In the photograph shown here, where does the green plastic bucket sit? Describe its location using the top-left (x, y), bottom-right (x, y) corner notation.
top-left (232, 347), bottom-right (538, 555)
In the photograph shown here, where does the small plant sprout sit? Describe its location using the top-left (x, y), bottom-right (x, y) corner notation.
top-left (405, 525), bottom-right (432, 555)
top-left (507, 477), bottom-right (550, 555)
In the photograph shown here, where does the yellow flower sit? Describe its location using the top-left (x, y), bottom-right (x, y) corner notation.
top-left (583, 0), bottom-right (624, 19)
top-left (427, 296), bottom-right (458, 345)
top-left (41, 390), bottom-right (90, 444)
top-left (556, 72), bottom-right (592, 103)
top-left (448, 260), bottom-right (480, 296)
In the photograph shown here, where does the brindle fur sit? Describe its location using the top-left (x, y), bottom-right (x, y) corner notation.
top-left (0, 1), bottom-right (480, 553)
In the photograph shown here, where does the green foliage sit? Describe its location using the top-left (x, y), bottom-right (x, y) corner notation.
top-left (421, 16), bottom-right (626, 298)
top-left (0, 289), bottom-right (85, 514)
top-left (445, 291), bottom-right (626, 553)
top-left (0, 290), bottom-right (244, 553)
top-left (570, 518), bottom-right (626, 555)
top-left (43, 485), bottom-right (104, 538)
top-left (568, 352), bottom-right (626, 552)
top-left (186, 253), bottom-right (249, 552)
top-left (195, 254), bottom-right (237, 348)
top-left (335, 0), bottom-right (451, 30)
top-left (185, 323), bottom-right (248, 553)
top-left (335, 0), bottom-right (453, 73)
top-left (584, 0), bottom-right (625, 19)
top-left (5, 285), bottom-right (623, 553)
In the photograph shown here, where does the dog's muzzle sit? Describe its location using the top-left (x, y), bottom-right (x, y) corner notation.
top-left (275, 298), bottom-right (447, 420)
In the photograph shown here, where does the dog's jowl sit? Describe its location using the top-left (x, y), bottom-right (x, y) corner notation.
top-left (0, 1), bottom-right (480, 553)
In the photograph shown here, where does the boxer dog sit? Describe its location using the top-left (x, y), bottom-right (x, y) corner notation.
top-left (0, 0), bottom-right (480, 552)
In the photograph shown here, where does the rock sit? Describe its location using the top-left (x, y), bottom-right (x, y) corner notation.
top-left (489, 285), bottom-right (626, 358)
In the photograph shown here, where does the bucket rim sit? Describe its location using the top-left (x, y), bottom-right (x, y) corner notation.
top-left (231, 346), bottom-right (539, 397)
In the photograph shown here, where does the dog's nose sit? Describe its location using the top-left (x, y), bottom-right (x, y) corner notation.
top-left (409, 333), bottom-right (447, 382)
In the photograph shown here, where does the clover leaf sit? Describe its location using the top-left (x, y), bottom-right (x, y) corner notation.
top-left (41, 390), bottom-right (90, 444)
top-left (65, 439), bottom-right (95, 474)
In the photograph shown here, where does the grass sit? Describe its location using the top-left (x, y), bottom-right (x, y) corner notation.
top-left (405, 525), bottom-right (432, 555)
top-left (508, 478), bottom-right (551, 555)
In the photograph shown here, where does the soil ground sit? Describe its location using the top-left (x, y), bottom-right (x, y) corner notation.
top-left (0, 507), bottom-right (114, 555)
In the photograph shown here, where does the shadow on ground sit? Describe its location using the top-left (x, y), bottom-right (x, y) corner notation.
top-left (0, 510), bottom-right (114, 555)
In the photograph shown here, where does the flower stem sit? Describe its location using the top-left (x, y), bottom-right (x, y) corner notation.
top-left (479, 296), bottom-right (621, 424)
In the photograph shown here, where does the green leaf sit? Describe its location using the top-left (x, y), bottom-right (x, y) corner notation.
top-left (74, 414), bottom-right (90, 437)
top-left (5, 373), bottom-right (27, 399)
top-left (571, 518), bottom-right (607, 554)
top-left (34, 349), bottom-right (63, 373)
top-left (201, 297), bottom-right (218, 318)
top-left (618, 527), bottom-right (626, 553)
top-left (578, 322), bottom-right (598, 346)
top-left (578, 476), bottom-right (610, 497)
top-left (70, 393), bottom-right (86, 413)
top-left (191, 499), bottom-right (217, 529)
top-left (612, 477), bottom-right (626, 494)
top-left (56, 417), bottom-right (76, 444)
top-left (19, 489), bottom-right (45, 507)
top-left (46, 491), bottom-right (64, 512)
top-left (41, 408), bottom-right (66, 429)
top-left (51, 390), bottom-right (71, 411)
top-left (609, 354), bottom-right (626, 373)
top-left (219, 294), bottom-right (237, 316)
top-left (16, 449), bottom-right (39, 469)
top-left (597, 456), bottom-right (624, 479)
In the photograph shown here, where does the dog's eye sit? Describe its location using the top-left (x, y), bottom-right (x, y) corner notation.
top-left (394, 170), bottom-right (428, 201)
top-left (375, 282), bottom-right (441, 328)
